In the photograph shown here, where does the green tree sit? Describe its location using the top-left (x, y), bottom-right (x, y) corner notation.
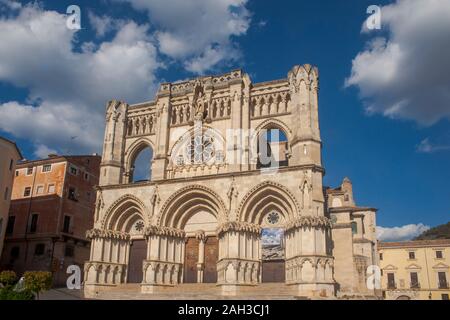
top-left (0, 271), bottom-right (17, 287)
top-left (23, 271), bottom-right (52, 300)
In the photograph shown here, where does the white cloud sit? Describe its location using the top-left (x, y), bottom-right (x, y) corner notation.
top-left (416, 138), bottom-right (450, 153)
top-left (116, 0), bottom-right (251, 73)
top-left (0, 0), bottom-right (21, 11)
top-left (346, 0), bottom-right (450, 126)
top-left (0, 1), bottom-right (254, 156)
top-left (0, 4), bottom-right (160, 156)
top-left (33, 144), bottom-right (58, 159)
top-left (377, 223), bottom-right (430, 241)
top-left (88, 11), bottom-right (125, 37)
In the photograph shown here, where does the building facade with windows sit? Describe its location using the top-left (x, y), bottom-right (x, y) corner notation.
top-left (0, 154), bottom-right (101, 286)
top-left (0, 136), bottom-right (22, 261)
top-left (84, 65), bottom-right (379, 298)
top-left (379, 239), bottom-right (450, 300)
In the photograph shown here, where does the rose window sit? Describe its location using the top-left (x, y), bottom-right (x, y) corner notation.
top-left (134, 220), bottom-right (144, 232)
top-left (266, 212), bottom-right (280, 225)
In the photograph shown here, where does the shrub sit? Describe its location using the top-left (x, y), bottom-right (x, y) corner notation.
top-left (0, 270), bottom-right (17, 287)
top-left (0, 287), bottom-right (34, 300)
top-left (23, 271), bottom-right (52, 300)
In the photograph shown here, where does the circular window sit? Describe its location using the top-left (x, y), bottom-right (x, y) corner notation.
top-left (134, 220), bottom-right (144, 232)
top-left (186, 135), bottom-right (215, 164)
top-left (266, 212), bottom-right (280, 225)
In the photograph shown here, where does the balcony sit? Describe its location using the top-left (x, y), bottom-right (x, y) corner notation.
top-left (439, 281), bottom-right (449, 289)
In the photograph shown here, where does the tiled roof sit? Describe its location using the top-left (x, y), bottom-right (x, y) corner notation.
top-left (379, 239), bottom-right (450, 248)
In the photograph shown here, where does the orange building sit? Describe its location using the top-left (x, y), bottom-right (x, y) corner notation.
top-left (0, 154), bottom-right (100, 286)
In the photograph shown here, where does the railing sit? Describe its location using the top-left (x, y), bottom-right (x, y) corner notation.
top-left (410, 282), bottom-right (420, 289)
top-left (438, 281), bottom-right (449, 289)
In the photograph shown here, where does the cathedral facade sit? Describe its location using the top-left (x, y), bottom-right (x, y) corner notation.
top-left (84, 65), bottom-right (379, 298)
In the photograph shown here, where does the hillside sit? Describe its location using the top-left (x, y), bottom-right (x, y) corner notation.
top-left (414, 221), bottom-right (450, 240)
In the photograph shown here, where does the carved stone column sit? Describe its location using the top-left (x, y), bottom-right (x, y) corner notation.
top-left (196, 231), bottom-right (207, 283)
top-left (216, 222), bottom-right (261, 296)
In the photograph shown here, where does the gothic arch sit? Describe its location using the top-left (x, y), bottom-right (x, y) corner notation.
top-left (157, 185), bottom-right (228, 229)
top-left (254, 118), bottom-right (292, 138)
top-left (237, 181), bottom-right (300, 224)
top-left (124, 138), bottom-right (155, 179)
top-left (251, 119), bottom-right (292, 149)
top-left (102, 194), bottom-right (150, 231)
top-left (251, 119), bottom-right (292, 167)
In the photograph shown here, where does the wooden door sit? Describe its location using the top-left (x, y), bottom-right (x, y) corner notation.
top-left (204, 237), bottom-right (218, 283)
top-left (262, 260), bottom-right (285, 283)
top-left (127, 240), bottom-right (146, 283)
top-left (184, 238), bottom-right (199, 283)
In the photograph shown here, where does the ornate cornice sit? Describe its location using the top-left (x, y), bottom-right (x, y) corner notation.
top-left (86, 228), bottom-right (130, 240)
top-left (144, 225), bottom-right (185, 239)
top-left (284, 215), bottom-right (331, 232)
top-left (217, 221), bottom-right (261, 236)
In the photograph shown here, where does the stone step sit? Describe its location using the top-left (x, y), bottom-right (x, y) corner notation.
top-left (92, 283), bottom-right (306, 300)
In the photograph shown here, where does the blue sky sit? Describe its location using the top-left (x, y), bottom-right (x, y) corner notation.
top-left (0, 0), bottom-right (449, 240)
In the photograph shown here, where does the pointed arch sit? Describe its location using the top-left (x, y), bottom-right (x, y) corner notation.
top-left (157, 185), bottom-right (228, 229)
top-left (102, 194), bottom-right (150, 232)
top-left (124, 138), bottom-right (155, 183)
top-left (237, 181), bottom-right (300, 224)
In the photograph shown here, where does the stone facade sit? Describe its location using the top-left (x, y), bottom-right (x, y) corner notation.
top-left (84, 65), bottom-right (378, 298)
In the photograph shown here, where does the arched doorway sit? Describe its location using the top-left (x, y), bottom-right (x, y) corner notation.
top-left (396, 295), bottom-right (411, 300)
top-left (157, 186), bottom-right (226, 285)
top-left (238, 182), bottom-right (297, 285)
top-left (103, 197), bottom-right (148, 285)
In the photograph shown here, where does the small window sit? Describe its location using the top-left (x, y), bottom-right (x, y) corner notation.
top-left (379, 253), bottom-right (383, 261)
top-left (408, 251), bottom-right (416, 260)
top-left (9, 159), bottom-right (13, 171)
top-left (36, 186), bottom-right (44, 195)
top-left (351, 222), bottom-right (358, 235)
top-left (34, 243), bottom-right (45, 256)
top-left (10, 246), bottom-right (20, 259)
top-left (438, 272), bottom-right (448, 289)
top-left (4, 187), bottom-right (8, 200)
top-left (63, 216), bottom-right (71, 233)
top-left (29, 214), bottom-right (38, 233)
top-left (387, 273), bottom-right (396, 289)
top-left (23, 187), bottom-right (31, 197)
top-left (42, 164), bottom-right (52, 172)
top-left (443, 294), bottom-right (449, 300)
top-left (68, 187), bottom-right (77, 201)
top-left (65, 245), bottom-right (74, 257)
top-left (6, 216), bottom-right (15, 234)
top-left (84, 172), bottom-right (89, 181)
top-left (410, 272), bottom-right (419, 288)
top-left (26, 167), bottom-right (33, 175)
top-left (15, 170), bottom-right (19, 177)
top-left (70, 166), bottom-right (78, 175)
top-left (436, 251), bottom-right (443, 259)
top-left (48, 184), bottom-right (55, 193)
